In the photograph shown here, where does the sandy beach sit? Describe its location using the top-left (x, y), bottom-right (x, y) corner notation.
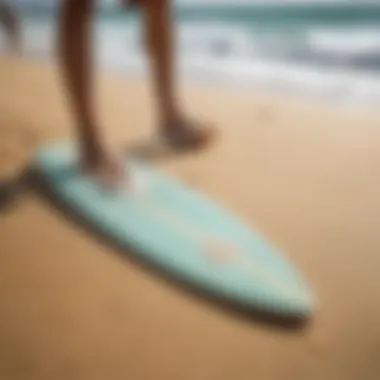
top-left (1, 57), bottom-right (380, 379)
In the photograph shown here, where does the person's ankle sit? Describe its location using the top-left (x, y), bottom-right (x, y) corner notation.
top-left (80, 142), bottom-right (105, 167)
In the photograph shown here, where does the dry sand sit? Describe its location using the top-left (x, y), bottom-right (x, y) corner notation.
top-left (1, 57), bottom-right (380, 380)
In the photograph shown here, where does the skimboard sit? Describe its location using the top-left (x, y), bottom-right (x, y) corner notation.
top-left (34, 142), bottom-right (314, 318)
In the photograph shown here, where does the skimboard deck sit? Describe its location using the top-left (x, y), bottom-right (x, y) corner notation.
top-left (34, 142), bottom-right (314, 318)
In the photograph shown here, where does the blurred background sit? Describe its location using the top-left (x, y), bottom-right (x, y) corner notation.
top-left (1, 4), bottom-right (380, 380)
top-left (2, 0), bottom-right (380, 109)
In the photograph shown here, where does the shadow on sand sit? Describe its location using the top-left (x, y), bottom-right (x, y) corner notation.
top-left (0, 167), bottom-right (30, 214)
top-left (9, 163), bottom-right (313, 333)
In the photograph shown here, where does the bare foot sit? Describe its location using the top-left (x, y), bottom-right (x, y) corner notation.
top-left (161, 119), bottom-right (216, 151)
top-left (80, 152), bottom-right (126, 192)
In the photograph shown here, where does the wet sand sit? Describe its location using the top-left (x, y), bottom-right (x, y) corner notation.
top-left (1, 57), bottom-right (380, 380)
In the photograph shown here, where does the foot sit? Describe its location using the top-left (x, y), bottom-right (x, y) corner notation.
top-left (80, 151), bottom-right (126, 192)
top-left (160, 119), bottom-right (216, 151)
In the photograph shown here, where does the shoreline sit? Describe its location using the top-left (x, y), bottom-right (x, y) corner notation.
top-left (5, 12), bottom-right (380, 114)
top-left (7, 52), bottom-right (380, 120)
top-left (8, 47), bottom-right (380, 118)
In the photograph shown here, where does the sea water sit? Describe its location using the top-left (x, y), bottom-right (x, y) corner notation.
top-left (2, 1), bottom-right (380, 109)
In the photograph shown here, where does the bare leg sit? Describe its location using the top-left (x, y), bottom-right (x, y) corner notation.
top-left (142, 0), bottom-right (215, 149)
top-left (58, 0), bottom-right (123, 186)
top-left (0, 2), bottom-right (21, 54)
top-left (143, 0), bottom-right (179, 126)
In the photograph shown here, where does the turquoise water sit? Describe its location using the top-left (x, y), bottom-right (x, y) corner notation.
top-left (4, 2), bottom-right (380, 107)
top-left (18, 3), bottom-right (380, 25)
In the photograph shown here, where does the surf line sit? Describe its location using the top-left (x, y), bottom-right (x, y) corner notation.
top-left (131, 185), bottom-right (300, 301)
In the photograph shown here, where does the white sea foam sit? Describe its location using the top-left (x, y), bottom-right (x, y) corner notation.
top-left (2, 18), bottom-right (380, 110)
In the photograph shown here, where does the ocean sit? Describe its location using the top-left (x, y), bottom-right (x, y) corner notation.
top-left (2, 2), bottom-right (380, 109)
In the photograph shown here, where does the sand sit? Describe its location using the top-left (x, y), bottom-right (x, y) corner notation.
top-left (1, 57), bottom-right (380, 380)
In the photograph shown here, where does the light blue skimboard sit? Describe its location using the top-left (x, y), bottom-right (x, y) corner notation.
top-left (34, 142), bottom-right (314, 318)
